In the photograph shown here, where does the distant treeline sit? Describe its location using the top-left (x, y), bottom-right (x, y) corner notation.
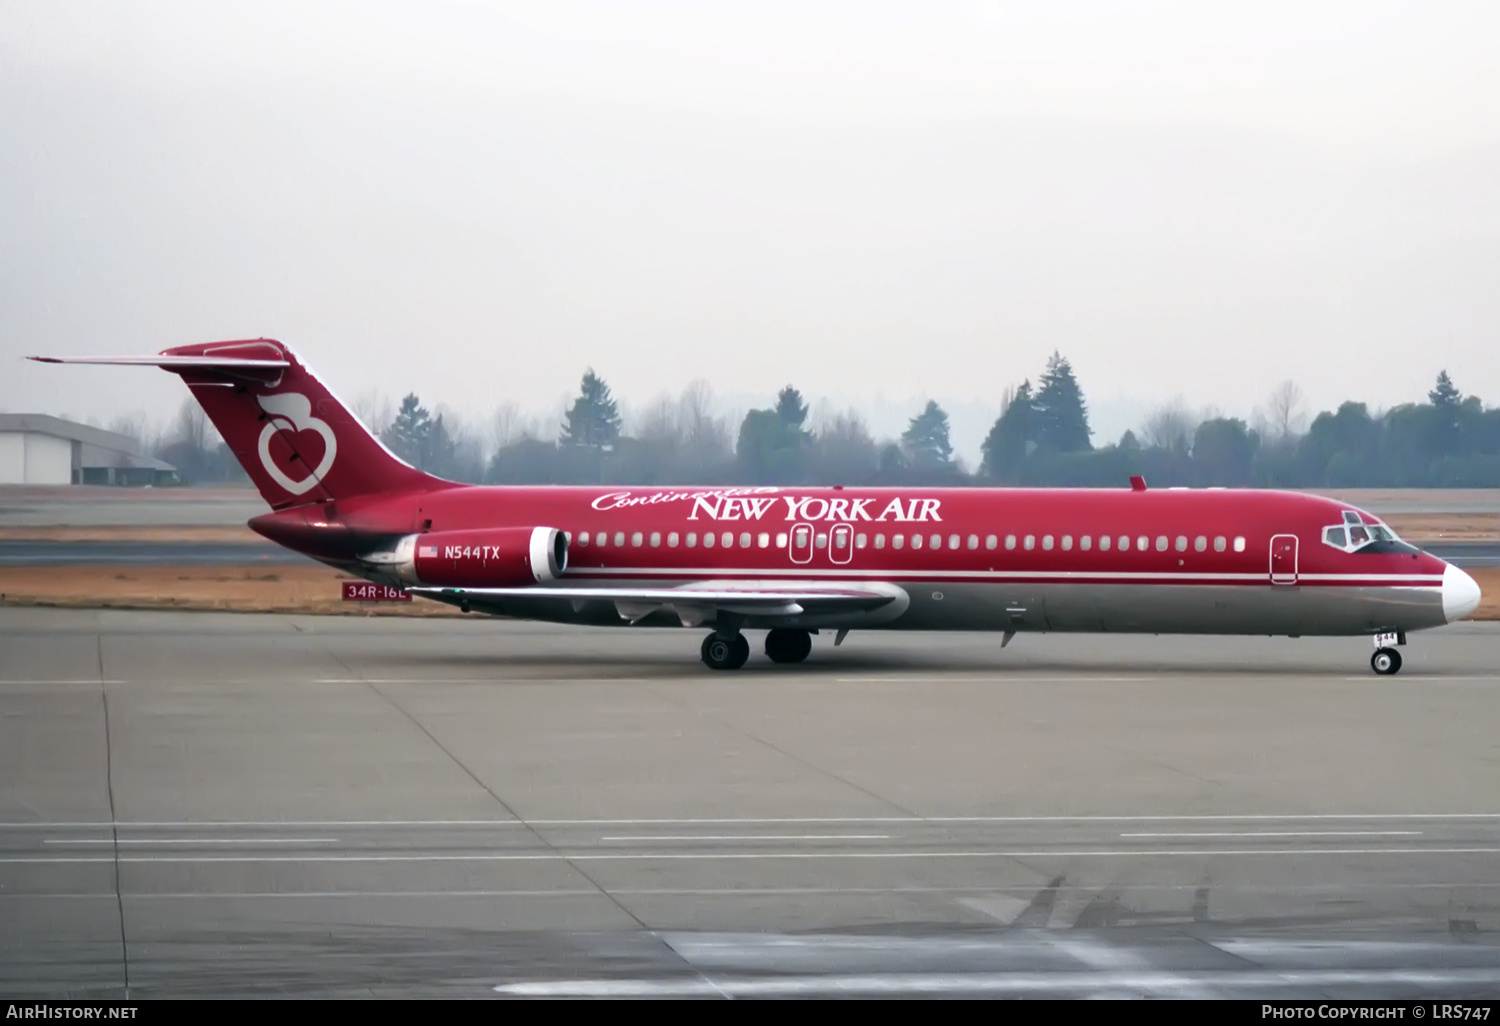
top-left (140, 355), bottom-right (1500, 489)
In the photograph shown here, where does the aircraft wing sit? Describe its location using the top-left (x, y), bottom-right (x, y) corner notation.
top-left (408, 582), bottom-right (900, 620)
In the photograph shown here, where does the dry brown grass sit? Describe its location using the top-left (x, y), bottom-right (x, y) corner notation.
top-left (1382, 513), bottom-right (1500, 542)
top-left (0, 565), bottom-right (463, 617)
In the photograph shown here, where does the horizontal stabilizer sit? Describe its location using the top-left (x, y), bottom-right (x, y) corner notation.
top-left (28, 355), bottom-right (289, 369)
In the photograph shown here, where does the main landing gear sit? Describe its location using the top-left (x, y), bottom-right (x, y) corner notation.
top-left (700, 628), bottom-right (814, 670)
top-left (701, 631), bottom-right (750, 670)
top-left (764, 628), bottom-right (813, 664)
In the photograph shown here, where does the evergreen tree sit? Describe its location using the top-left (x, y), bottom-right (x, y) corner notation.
top-left (774, 386), bottom-right (810, 437)
top-left (1033, 351), bottom-right (1091, 451)
top-left (382, 393), bottom-right (433, 466)
top-left (1429, 370), bottom-right (1461, 411)
top-left (901, 400), bottom-right (953, 465)
top-left (560, 369), bottom-right (621, 450)
top-left (980, 380), bottom-right (1035, 478)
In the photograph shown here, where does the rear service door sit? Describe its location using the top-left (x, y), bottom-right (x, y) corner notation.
top-left (1270, 534), bottom-right (1299, 585)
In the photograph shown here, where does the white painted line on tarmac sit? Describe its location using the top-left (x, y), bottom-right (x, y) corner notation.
top-left (7, 845), bottom-right (1500, 864)
top-left (495, 968), bottom-right (1500, 997)
top-left (43, 838), bottom-right (341, 846)
top-left (1120, 830), bottom-right (1423, 839)
top-left (7, 813), bottom-right (1500, 828)
top-left (600, 834), bottom-right (891, 842)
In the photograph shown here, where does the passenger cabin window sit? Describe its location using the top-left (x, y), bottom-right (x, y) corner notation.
top-left (1099, 535), bottom-right (1110, 551)
top-left (1080, 535), bottom-right (1092, 551)
top-left (1175, 536), bottom-right (1187, 552)
top-left (687, 532), bottom-right (698, 547)
top-left (650, 532), bottom-right (661, 547)
top-left (1194, 536), bottom-right (1207, 552)
top-left (632, 532), bottom-right (643, 547)
top-left (1137, 535), bottom-right (1148, 551)
top-left (722, 532), bottom-right (734, 548)
top-left (875, 534), bottom-right (886, 549)
top-left (912, 534), bottom-right (924, 549)
top-left (1042, 535), bottom-right (1054, 551)
top-left (930, 533), bottom-right (942, 550)
top-left (757, 532), bottom-right (770, 548)
top-left (614, 532), bottom-right (626, 547)
top-left (1006, 535), bottom-right (1017, 550)
top-left (968, 534), bottom-right (979, 550)
top-left (986, 535), bottom-right (997, 550)
top-left (1061, 535), bottom-right (1073, 551)
top-left (949, 534), bottom-right (960, 550)
top-left (1024, 535), bottom-right (1035, 551)
top-left (856, 533), bottom-right (868, 549)
top-left (777, 533), bottom-right (789, 548)
top-left (578, 531), bottom-right (590, 545)
top-left (1155, 536), bottom-right (1168, 552)
top-left (1214, 536), bottom-right (1226, 552)
top-left (668, 532), bottom-right (679, 547)
top-left (1120, 535), bottom-right (1131, 551)
top-left (893, 534), bottom-right (905, 549)
top-left (739, 532), bottom-right (751, 548)
top-left (1233, 536), bottom-right (1246, 552)
top-left (703, 532), bottom-right (715, 548)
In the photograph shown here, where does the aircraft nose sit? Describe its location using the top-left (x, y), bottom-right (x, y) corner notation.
top-left (1442, 563), bottom-right (1482, 623)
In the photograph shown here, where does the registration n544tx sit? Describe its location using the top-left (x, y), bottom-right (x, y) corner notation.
top-left (33, 340), bottom-right (1481, 674)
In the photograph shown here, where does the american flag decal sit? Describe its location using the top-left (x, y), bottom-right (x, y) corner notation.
top-left (419, 545), bottom-right (438, 558)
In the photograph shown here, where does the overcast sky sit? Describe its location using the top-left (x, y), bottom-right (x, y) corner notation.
top-left (3, 1), bottom-right (1498, 464)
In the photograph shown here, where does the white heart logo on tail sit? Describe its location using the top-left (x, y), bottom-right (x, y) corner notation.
top-left (257, 392), bottom-right (337, 495)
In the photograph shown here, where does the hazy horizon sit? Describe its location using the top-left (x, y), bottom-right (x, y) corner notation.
top-left (5, 1), bottom-right (1498, 466)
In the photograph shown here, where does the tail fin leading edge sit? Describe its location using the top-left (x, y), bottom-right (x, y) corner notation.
top-left (31, 339), bottom-right (446, 508)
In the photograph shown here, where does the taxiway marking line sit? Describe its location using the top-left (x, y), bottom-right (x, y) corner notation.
top-left (6, 846), bottom-right (1500, 864)
top-left (43, 838), bottom-right (341, 846)
top-left (494, 968), bottom-right (1500, 997)
top-left (5, 813), bottom-right (1500, 828)
top-left (1119, 830), bottom-right (1423, 839)
top-left (600, 834), bottom-right (890, 842)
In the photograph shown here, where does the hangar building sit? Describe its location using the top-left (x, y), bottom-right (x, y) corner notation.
top-left (0, 415), bottom-right (178, 486)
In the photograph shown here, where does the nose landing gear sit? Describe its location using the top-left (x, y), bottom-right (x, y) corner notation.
top-left (1369, 630), bottom-right (1406, 675)
top-left (1371, 647), bottom-right (1402, 675)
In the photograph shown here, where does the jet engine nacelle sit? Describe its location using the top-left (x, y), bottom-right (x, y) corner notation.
top-left (381, 526), bottom-right (568, 588)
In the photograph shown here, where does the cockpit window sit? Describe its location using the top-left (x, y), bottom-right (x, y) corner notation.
top-left (1323, 512), bottom-right (1416, 554)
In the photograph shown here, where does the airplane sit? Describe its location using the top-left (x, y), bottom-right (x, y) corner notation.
top-left (31, 338), bottom-right (1482, 675)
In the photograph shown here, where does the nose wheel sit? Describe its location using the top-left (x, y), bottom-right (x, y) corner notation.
top-left (702, 631), bottom-right (750, 670)
top-left (1371, 647), bottom-right (1402, 676)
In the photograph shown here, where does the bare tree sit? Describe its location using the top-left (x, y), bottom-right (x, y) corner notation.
top-left (489, 400), bottom-right (538, 450)
top-left (1141, 399), bottom-right (1198, 455)
top-left (1259, 380), bottom-right (1307, 441)
top-left (352, 390), bottom-right (393, 435)
top-left (107, 412), bottom-right (150, 454)
top-left (678, 380), bottom-right (726, 452)
top-left (635, 394), bottom-right (682, 445)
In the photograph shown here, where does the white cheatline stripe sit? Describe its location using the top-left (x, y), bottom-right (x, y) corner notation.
top-left (561, 566), bottom-right (1443, 584)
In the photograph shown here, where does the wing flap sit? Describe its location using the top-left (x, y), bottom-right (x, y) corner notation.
top-left (409, 584), bottom-right (895, 611)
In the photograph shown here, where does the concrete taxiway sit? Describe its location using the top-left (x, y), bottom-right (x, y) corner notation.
top-left (3, 608), bottom-right (1500, 998)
